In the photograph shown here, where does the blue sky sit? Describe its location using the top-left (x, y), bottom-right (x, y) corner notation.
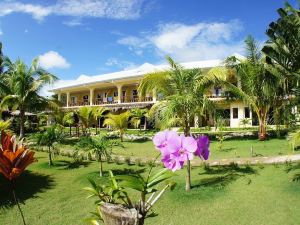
top-left (0, 0), bottom-right (298, 82)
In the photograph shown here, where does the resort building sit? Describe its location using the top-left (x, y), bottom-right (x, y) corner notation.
top-left (50, 54), bottom-right (254, 128)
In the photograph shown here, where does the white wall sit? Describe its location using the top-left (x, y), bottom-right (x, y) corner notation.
top-left (230, 102), bottom-right (252, 128)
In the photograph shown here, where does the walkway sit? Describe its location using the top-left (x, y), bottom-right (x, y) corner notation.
top-left (193, 154), bottom-right (300, 166)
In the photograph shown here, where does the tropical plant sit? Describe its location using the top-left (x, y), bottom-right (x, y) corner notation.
top-left (130, 108), bottom-right (148, 130)
top-left (262, 2), bottom-right (300, 130)
top-left (0, 119), bottom-right (11, 131)
top-left (63, 111), bottom-right (75, 136)
top-left (36, 125), bottom-right (64, 166)
top-left (240, 118), bottom-right (251, 128)
top-left (92, 107), bottom-right (106, 135)
top-left (103, 111), bottom-right (130, 142)
top-left (85, 163), bottom-right (175, 225)
top-left (77, 106), bottom-right (95, 135)
top-left (0, 131), bottom-right (36, 225)
top-left (76, 135), bottom-right (120, 176)
top-left (138, 56), bottom-right (216, 191)
top-left (224, 36), bottom-right (281, 140)
top-left (262, 2), bottom-right (300, 83)
top-left (0, 58), bottom-right (57, 138)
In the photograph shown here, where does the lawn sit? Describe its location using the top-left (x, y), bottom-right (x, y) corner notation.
top-left (1, 151), bottom-right (300, 225)
top-left (113, 138), bottom-right (293, 160)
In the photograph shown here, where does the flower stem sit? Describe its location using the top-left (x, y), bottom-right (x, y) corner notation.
top-left (11, 186), bottom-right (27, 225)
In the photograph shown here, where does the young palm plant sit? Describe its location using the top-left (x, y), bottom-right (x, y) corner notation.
top-left (0, 58), bottom-right (57, 138)
top-left (76, 135), bottom-right (119, 176)
top-left (103, 111), bottom-right (130, 142)
top-left (138, 56), bottom-right (216, 191)
top-left (36, 125), bottom-right (64, 166)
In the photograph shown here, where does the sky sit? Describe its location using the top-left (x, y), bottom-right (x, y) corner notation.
top-left (0, 0), bottom-right (298, 85)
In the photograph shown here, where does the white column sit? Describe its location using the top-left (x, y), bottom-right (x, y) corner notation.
top-left (66, 92), bottom-right (70, 107)
top-left (89, 88), bottom-right (94, 106)
top-left (194, 115), bottom-right (199, 128)
top-left (152, 89), bottom-right (157, 102)
top-left (117, 84), bottom-right (123, 103)
top-left (57, 92), bottom-right (61, 101)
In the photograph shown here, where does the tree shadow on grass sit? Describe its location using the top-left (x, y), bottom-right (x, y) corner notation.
top-left (193, 163), bottom-right (258, 189)
top-left (53, 160), bottom-right (91, 170)
top-left (0, 171), bottom-right (55, 209)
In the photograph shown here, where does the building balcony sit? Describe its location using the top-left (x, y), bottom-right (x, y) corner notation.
top-left (62, 96), bottom-right (155, 109)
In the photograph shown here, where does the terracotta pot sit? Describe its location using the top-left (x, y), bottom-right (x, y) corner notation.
top-left (100, 203), bottom-right (139, 225)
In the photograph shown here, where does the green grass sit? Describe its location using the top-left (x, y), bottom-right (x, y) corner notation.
top-left (1, 152), bottom-right (300, 225)
top-left (112, 138), bottom-right (294, 160)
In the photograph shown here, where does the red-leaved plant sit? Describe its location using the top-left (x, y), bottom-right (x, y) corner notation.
top-left (0, 131), bottom-right (37, 225)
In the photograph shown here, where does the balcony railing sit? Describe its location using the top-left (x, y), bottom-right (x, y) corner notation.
top-left (63, 96), bottom-right (154, 107)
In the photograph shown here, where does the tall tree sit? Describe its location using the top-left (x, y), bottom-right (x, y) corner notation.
top-left (138, 56), bottom-right (216, 191)
top-left (0, 58), bottom-right (56, 138)
top-left (262, 2), bottom-right (300, 81)
top-left (225, 36), bottom-right (281, 140)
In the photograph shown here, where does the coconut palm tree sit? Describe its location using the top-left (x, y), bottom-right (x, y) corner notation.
top-left (103, 111), bottom-right (130, 142)
top-left (77, 106), bottom-right (95, 135)
top-left (224, 36), bottom-right (281, 140)
top-left (0, 58), bottom-right (56, 138)
top-left (63, 111), bottom-right (75, 136)
top-left (130, 108), bottom-right (148, 130)
top-left (92, 107), bottom-right (106, 134)
top-left (138, 56), bottom-right (216, 191)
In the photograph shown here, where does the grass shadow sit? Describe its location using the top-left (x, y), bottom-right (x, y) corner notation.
top-left (53, 160), bottom-right (91, 170)
top-left (221, 147), bottom-right (237, 152)
top-left (193, 163), bottom-right (257, 189)
top-left (0, 171), bottom-right (55, 209)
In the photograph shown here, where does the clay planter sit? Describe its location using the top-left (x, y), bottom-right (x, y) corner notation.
top-left (100, 203), bottom-right (139, 225)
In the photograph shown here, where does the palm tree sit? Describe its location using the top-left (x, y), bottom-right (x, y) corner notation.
top-left (77, 106), bottom-right (95, 135)
top-left (36, 125), bottom-right (64, 166)
top-left (76, 135), bottom-right (118, 176)
top-left (0, 58), bottom-right (56, 138)
top-left (224, 36), bottom-right (281, 140)
top-left (63, 111), bottom-right (75, 136)
top-left (130, 108), bottom-right (148, 130)
top-left (138, 56), bottom-right (216, 191)
top-left (103, 111), bottom-right (130, 142)
top-left (92, 107), bottom-right (106, 134)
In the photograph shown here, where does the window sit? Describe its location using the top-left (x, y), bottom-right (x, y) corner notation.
top-left (71, 96), bottom-right (77, 104)
top-left (244, 107), bottom-right (250, 118)
top-left (114, 91), bottom-right (118, 97)
top-left (232, 108), bottom-right (238, 119)
top-left (132, 90), bottom-right (138, 96)
top-left (214, 87), bottom-right (222, 96)
top-left (122, 90), bottom-right (126, 97)
top-left (83, 95), bottom-right (89, 101)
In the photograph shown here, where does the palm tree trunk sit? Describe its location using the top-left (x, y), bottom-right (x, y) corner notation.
top-left (19, 109), bottom-right (25, 139)
top-left (69, 125), bottom-right (72, 136)
top-left (48, 146), bottom-right (53, 166)
top-left (99, 156), bottom-right (103, 177)
top-left (258, 110), bottom-right (267, 141)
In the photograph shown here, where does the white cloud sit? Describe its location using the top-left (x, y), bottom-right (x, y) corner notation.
top-left (0, 29), bottom-right (3, 36)
top-left (0, 0), bottom-right (144, 22)
top-left (105, 58), bottom-right (137, 70)
top-left (63, 19), bottom-right (83, 27)
top-left (38, 51), bottom-right (71, 69)
top-left (117, 20), bottom-right (245, 61)
top-left (117, 36), bottom-right (148, 55)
